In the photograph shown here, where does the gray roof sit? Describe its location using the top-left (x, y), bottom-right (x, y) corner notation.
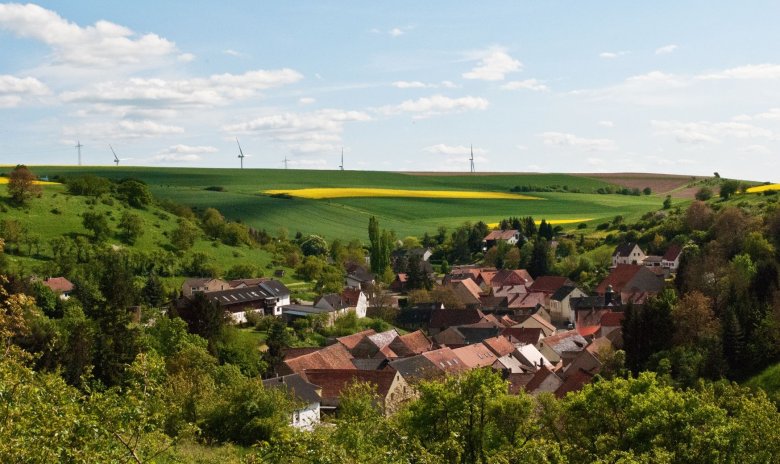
top-left (388, 355), bottom-right (441, 383)
top-left (262, 373), bottom-right (321, 405)
top-left (282, 304), bottom-right (334, 316)
top-left (551, 285), bottom-right (578, 302)
top-left (259, 280), bottom-right (291, 297)
top-left (613, 242), bottom-right (639, 257)
top-left (205, 287), bottom-right (270, 309)
top-left (352, 358), bottom-right (389, 370)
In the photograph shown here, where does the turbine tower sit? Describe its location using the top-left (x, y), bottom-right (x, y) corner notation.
top-left (110, 145), bottom-right (120, 166)
top-left (283, 156), bottom-right (289, 170)
top-left (469, 145), bottom-right (475, 173)
top-left (236, 138), bottom-right (245, 169)
top-left (339, 148), bottom-right (344, 171)
top-left (75, 140), bottom-right (83, 166)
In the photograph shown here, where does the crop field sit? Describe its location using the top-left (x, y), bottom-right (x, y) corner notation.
top-left (747, 184), bottom-right (780, 193)
top-left (20, 166), bottom-right (676, 240)
top-left (264, 187), bottom-right (540, 200)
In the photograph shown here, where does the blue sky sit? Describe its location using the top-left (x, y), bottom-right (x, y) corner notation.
top-left (0, 1), bottom-right (778, 180)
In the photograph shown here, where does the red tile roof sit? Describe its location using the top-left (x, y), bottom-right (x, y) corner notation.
top-left (452, 343), bottom-right (498, 368)
top-left (429, 308), bottom-right (485, 329)
top-left (501, 327), bottom-right (543, 345)
top-left (42, 277), bottom-right (74, 293)
top-left (662, 244), bottom-right (683, 261)
top-left (507, 292), bottom-right (547, 309)
top-left (529, 276), bottom-right (573, 294)
top-left (283, 347), bottom-right (321, 361)
top-left (336, 329), bottom-right (376, 350)
top-left (283, 343), bottom-right (356, 374)
top-left (491, 269), bottom-right (534, 287)
top-left (482, 335), bottom-right (516, 357)
top-left (341, 288), bottom-right (363, 306)
top-left (421, 347), bottom-right (468, 375)
top-left (524, 365), bottom-right (557, 393)
top-left (389, 330), bottom-right (433, 356)
top-left (484, 229), bottom-right (519, 241)
top-left (576, 325), bottom-right (601, 337)
top-left (555, 368), bottom-right (594, 398)
top-left (302, 369), bottom-right (399, 405)
top-left (595, 264), bottom-right (663, 295)
top-left (599, 312), bottom-right (625, 327)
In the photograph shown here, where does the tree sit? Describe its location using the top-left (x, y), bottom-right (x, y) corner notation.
top-left (201, 207), bottom-right (225, 239)
top-left (695, 186), bottom-right (713, 201)
top-left (662, 195), bottom-right (672, 209)
top-left (528, 239), bottom-right (551, 278)
top-left (6, 164), bottom-right (42, 205)
top-left (82, 212), bottom-right (110, 242)
top-left (180, 292), bottom-right (227, 347)
top-left (719, 179), bottom-right (740, 200)
top-left (118, 211), bottom-right (144, 244)
top-left (264, 318), bottom-right (293, 371)
top-left (622, 290), bottom-right (676, 373)
top-left (224, 263), bottom-right (259, 281)
top-left (170, 218), bottom-right (199, 251)
top-left (643, 187), bottom-right (652, 195)
top-left (300, 234), bottom-right (328, 256)
top-left (0, 219), bottom-right (25, 254)
top-left (117, 179), bottom-right (153, 208)
top-left (142, 273), bottom-right (167, 308)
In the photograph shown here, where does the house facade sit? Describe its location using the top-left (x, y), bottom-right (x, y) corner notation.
top-left (611, 243), bottom-right (646, 267)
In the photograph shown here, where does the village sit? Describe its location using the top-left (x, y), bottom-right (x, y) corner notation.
top-left (36, 229), bottom-right (681, 431)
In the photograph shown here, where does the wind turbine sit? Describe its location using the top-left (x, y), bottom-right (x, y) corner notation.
top-left (110, 145), bottom-right (120, 166)
top-left (75, 140), bottom-right (83, 166)
top-left (283, 156), bottom-right (289, 170)
top-left (469, 144), bottom-right (475, 173)
top-left (339, 147), bottom-right (344, 171)
top-left (236, 138), bottom-right (245, 169)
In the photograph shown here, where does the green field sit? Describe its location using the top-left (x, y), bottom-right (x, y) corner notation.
top-left (18, 166), bottom-right (670, 240)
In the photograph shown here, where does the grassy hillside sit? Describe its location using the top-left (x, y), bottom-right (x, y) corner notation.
top-left (746, 362), bottom-right (780, 406)
top-left (0, 182), bottom-right (290, 283)
top-left (18, 166), bottom-right (671, 240)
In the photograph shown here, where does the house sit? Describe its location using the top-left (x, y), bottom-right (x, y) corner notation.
top-left (447, 278), bottom-right (484, 307)
top-left (599, 312), bottom-right (625, 345)
top-left (555, 368), bottom-right (595, 398)
top-left (452, 343), bottom-right (499, 369)
top-left (302, 369), bottom-right (414, 415)
top-left (282, 304), bottom-right (345, 326)
top-left (643, 255), bottom-right (663, 268)
top-left (501, 327), bottom-right (544, 346)
top-left (345, 264), bottom-right (375, 290)
top-left (528, 276), bottom-right (575, 295)
top-left (181, 278), bottom-right (229, 297)
top-left (278, 343), bottom-right (356, 376)
top-left (596, 265), bottom-right (665, 304)
top-left (313, 289), bottom-right (368, 319)
top-left (262, 374), bottom-right (321, 430)
top-left (662, 245), bottom-right (683, 271)
top-left (257, 280), bottom-right (292, 316)
top-left (489, 269), bottom-right (534, 288)
top-left (524, 366), bottom-right (563, 395)
top-left (433, 323), bottom-right (501, 346)
top-left (515, 343), bottom-right (553, 370)
top-left (428, 308), bottom-right (485, 335)
top-left (395, 303), bottom-right (441, 331)
top-left (350, 329), bottom-right (400, 359)
top-left (336, 329), bottom-right (376, 351)
top-left (549, 285), bottom-right (588, 324)
top-left (391, 248), bottom-right (434, 274)
top-left (389, 347), bottom-right (467, 384)
top-left (483, 229), bottom-right (521, 249)
top-left (482, 335), bottom-right (517, 358)
top-left (390, 273), bottom-right (408, 292)
top-left (41, 277), bottom-right (74, 300)
top-left (611, 243), bottom-right (646, 267)
top-left (515, 313), bottom-right (556, 337)
top-left (201, 287), bottom-right (274, 323)
top-left (388, 330), bottom-right (434, 357)
top-left (228, 278), bottom-right (267, 288)
top-left (540, 330), bottom-right (588, 364)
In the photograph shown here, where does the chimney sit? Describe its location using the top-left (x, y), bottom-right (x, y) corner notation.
top-left (605, 285), bottom-right (614, 306)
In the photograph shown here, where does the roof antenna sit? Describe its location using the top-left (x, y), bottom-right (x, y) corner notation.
top-left (75, 139), bottom-right (83, 166)
top-left (236, 138), bottom-right (245, 169)
top-left (469, 144), bottom-right (475, 173)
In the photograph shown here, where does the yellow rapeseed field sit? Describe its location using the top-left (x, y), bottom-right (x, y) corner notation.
top-left (746, 184), bottom-right (780, 193)
top-left (0, 177), bottom-right (59, 185)
top-left (486, 218), bottom-right (592, 229)
top-left (264, 187), bottom-right (541, 200)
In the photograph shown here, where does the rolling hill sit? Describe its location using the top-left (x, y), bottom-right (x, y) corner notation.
top-left (9, 166), bottom-right (675, 241)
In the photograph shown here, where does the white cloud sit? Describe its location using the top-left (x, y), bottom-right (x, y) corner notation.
top-left (698, 63), bottom-right (780, 80)
top-left (63, 119), bottom-right (184, 140)
top-left (177, 53), bottom-right (195, 62)
top-left (423, 144), bottom-right (487, 156)
top-left (655, 44), bottom-right (678, 55)
top-left (298, 97), bottom-right (316, 105)
top-left (392, 81), bottom-right (429, 89)
top-left (223, 109), bottom-right (371, 154)
top-left (516, 145), bottom-right (528, 151)
top-left (463, 48), bottom-right (522, 81)
top-left (149, 153), bottom-right (202, 163)
top-left (598, 120), bottom-right (615, 127)
top-left (0, 75), bottom-right (50, 107)
top-left (0, 3), bottom-right (178, 68)
top-left (160, 144), bottom-right (218, 155)
top-left (440, 80), bottom-right (458, 88)
top-left (743, 144), bottom-right (771, 155)
top-left (61, 68), bottom-right (303, 107)
top-left (223, 49), bottom-right (242, 57)
top-left (732, 108), bottom-right (780, 122)
top-left (382, 94), bottom-right (489, 118)
top-left (571, 71), bottom-right (688, 106)
top-left (501, 79), bottom-right (548, 91)
top-left (599, 51), bottom-right (629, 59)
top-left (389, 27), bottom-right (404, 37)
top-left (651, 120), bottom-right (774, 144)
top-left (539, 132), bottom-right (618, 151)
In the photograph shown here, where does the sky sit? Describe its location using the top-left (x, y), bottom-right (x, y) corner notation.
top-left (0, 1), bottom-right (779, 180)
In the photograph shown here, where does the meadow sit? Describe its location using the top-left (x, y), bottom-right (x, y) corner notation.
top-left (17, 166), bottom-right (672, 240)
